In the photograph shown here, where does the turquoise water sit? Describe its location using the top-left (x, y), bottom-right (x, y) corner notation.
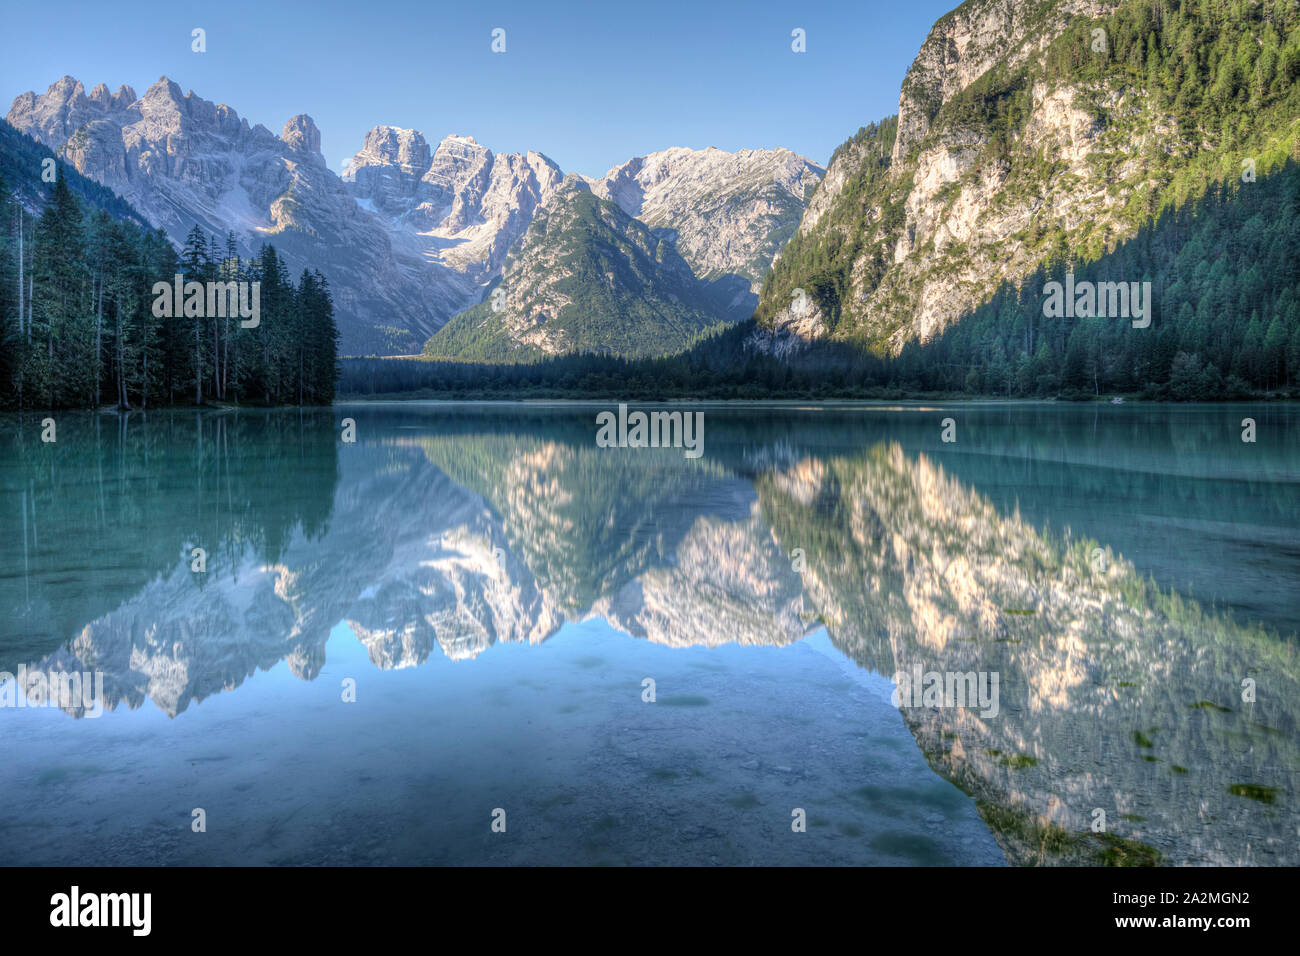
top-left (0, 402), bottom-right (1296, 865)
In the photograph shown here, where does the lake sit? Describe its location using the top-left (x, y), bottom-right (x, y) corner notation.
top-left (0, 401), bottom-right (1296, 865)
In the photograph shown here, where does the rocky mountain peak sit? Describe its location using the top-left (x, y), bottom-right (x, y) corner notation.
top-left (72, 80), bottom-right (138, 117)
top-left (6, 74), bottom-right (825, 358)
top-left (141, 75), bottom-right (185, 108)
top-left (281, 114), bottom-right (325, 166)
top-left (427, 133), bottom-right (491, 172)
top-left (555, 171), bottom-right (592, 195)
top-left (589, 145), bottom-right (824, 289)
top-left (50, 75), bottom-right (86, 102)
top-left (343, 125), bottom-right (430, 178)
top-left (424, 182), bottom-right (737, 361)
top-left (892, 0), bottom-right (1118, 163)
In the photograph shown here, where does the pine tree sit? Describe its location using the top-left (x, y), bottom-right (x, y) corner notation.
top-left (0, 172), bottom-right (17, 405)
top-left (31, 173), bottom-right (90, 408)
top-left (181, 226), bottom-right (210, 404)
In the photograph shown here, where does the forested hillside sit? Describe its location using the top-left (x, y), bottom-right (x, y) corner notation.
top-left (756, 0), bottom-right (1300, 359)
top-left (0, 122), bottom-right (145, 226)
top-left (0, 163), bottom-right (340, 410)
top-left (891, 159), bottom-right (1300, 397)
top-left (343, 159), bottom-right (1300, 404)
top-left (422, 183), bottom-right (742, 362)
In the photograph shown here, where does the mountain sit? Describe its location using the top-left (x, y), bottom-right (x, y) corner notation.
top-left (588, 146), bottom-right (824, 297)
top-left (422, 177), bottom-right (739, 361)
top-left (0, 121), bottom-right (146, 225)
top-left (754, 0), bottom-right (1300, 355)
top-left (4, 74), bottom-right (824, 357)
top-left (349, 153), bottom-right (1300, 401)
top-left (368, 141), bottom-right (824, 359)
top-left (342, 126), bottom-right (565, 287)
top-left (5, 76), bottom-right (442, 355)
top-left (340, 125), bottom-right (568, 338)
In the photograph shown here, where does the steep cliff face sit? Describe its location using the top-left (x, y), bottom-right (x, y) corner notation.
top-left (343, 127), bottom-right (565, 292)
top-left (755, 0), bottom-right (1300, 355)
top-left (422, 178), bottom-right (741, 360)
top-left (891, 0), bottom-right (1113, 162)
top-left (589, 146), bottom-right (823, 292)
top-left (6, 78), bottom-right (822, 358)
top-left (5, 76), bottom-right (445, 355)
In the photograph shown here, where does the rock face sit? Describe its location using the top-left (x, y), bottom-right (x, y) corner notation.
top-left (343, 128), bottom-right (565, 294)
top-left (6, 75), bottom-right (823, 357)
top-left (754, 0), bottom-right (1277, 355)
top-left (367, 140), bottom-right (823, 358)
top-left (5, 76), bottom-right (448, 355)
top-left (423, 177), bottom-right (739, 360)
top-left (589, 146), bottom-right (823, 295)
top-left (891, 0), bottom-right (1112, 163)
top-left (280, 114), bottom-right (325, 165)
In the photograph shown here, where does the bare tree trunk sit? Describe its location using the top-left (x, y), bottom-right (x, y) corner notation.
top-left (95, 273), bottom-right (103, 406)
top-left (116, 301), bottom-right (130, 410)
top-left (222, 312), bottom-right (230, 400)
top-left (213, 313), bottom-right (221, 400)
top-left (16, 208), bottom-right (23, 408)
top-left (16, 208), bottom-right (23, 340)
top-left (194, 316), bottom-right (202, 406)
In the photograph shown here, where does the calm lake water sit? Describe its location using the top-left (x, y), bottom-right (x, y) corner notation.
top-left (0, 402), bottom-right (1296, 866)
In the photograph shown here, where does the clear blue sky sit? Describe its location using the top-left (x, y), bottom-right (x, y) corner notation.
top-left (2, 0), bottom-right (957, 177)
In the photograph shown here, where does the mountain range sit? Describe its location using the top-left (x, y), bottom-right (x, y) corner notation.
top-left (5, 0), bottom-right (1298, 390)
top-left (422, 177), bottom-right (748, 361)
top-left (4, 77), bottom-right (823, 355)
top-left (754, 0), bottom-right (1300, 356)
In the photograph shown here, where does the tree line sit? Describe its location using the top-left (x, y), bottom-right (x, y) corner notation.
top-left (341, 158), bottom-right (1300, 402)
top-left (757, 0), bottom-right (1300, 353)
top-left (0, 170), bottom-right (340, 410)
top-left (893, 160), bottom-right (1300, 399)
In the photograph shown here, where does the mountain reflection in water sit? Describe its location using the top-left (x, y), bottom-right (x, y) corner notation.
top-left (0, 403), bottom-right (1295, 866)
